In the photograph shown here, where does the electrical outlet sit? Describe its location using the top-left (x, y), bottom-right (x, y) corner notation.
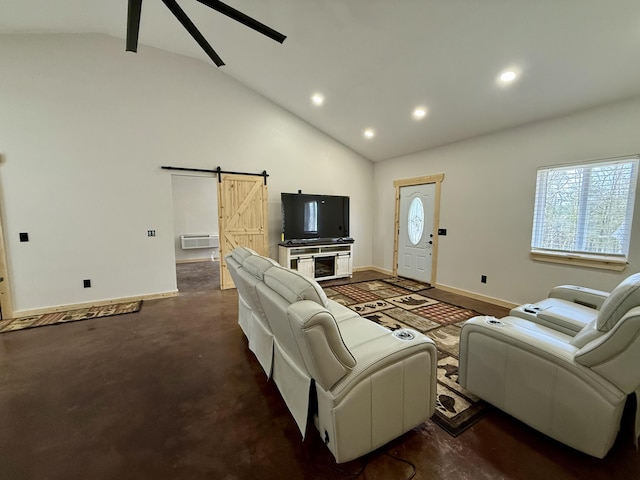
top-left (19, 232), bottom-right (29, 242)
top-left (481, 275), bottom-right (487, 284)
top-left (83, 279), bottom-right (92, 288)
top-left (438, 228), bottom-right (447, 236)
top-left (147, 230), bottom-right (156, 237)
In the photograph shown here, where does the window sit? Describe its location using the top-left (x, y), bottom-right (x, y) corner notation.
top-left (531, 155), bottom-right (639, 270)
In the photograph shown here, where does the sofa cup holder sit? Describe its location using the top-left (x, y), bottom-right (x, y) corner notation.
top-left (393, 329), bottom-right (415, 340)
top-left (485, 317), bottom-right (505, 327)
top-left (523, 303), bottom-right (542, 315)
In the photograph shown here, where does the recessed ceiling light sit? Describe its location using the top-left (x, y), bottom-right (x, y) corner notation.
top-left (498, 70), bottom-right (518, 84)
top-left (311, 93), bottom-right (324, 106)
top-left (412, 106), bottom-right (428, 119)
top-left (363, 128), bottom-right (375, 139)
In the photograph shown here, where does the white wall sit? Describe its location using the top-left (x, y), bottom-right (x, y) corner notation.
top-left (373, 96), bottom-right (640, 305)
top-left (0, 33), bottom-right (373, 313)
top-left (9, 33), bottom-right (636, 313)
top-left (171, 175), bottom-right (219, 262)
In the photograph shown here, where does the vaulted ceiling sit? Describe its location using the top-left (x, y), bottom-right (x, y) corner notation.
top-left (2, 0), bottom-right (640, 162)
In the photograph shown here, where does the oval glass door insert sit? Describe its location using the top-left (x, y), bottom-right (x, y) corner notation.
top-left (407, 197), bottom-right (424, 245)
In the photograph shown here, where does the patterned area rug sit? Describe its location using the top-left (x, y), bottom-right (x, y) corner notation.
top-left (325, 278), bottom-right (487, 437)
top-left (0, 301), bottom-right (143, 334)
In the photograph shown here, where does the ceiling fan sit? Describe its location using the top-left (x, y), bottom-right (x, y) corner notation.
top-left (126, 0), bottom-right (287, 67)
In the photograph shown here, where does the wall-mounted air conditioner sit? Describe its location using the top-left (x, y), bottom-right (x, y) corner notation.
top-left (180, 234), bottom-right (219, 250)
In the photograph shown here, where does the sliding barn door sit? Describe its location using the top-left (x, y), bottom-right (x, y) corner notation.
top-left (218, 174), bottom-right (269, 290)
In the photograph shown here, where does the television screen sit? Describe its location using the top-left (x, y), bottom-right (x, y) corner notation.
top-left (281, 193), bottom-right (350, 242)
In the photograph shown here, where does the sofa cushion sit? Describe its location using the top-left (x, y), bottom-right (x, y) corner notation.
top-left (263, 267), bottom-right (329, 308)
top-left (327, 299), bottom-right (360, 323)
top-left (231, 246), bottom-right (257, 264)
top-left (597, 272), bottom-right (640, 332)
top-left (243, 255), bottom-right (278, 279)
top-left (336, 316), bottom-right (390, 350)
top-left (534, 300), bottom-right (598, 333)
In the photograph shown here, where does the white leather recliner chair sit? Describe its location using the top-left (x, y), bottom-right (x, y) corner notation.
top-left (459, 272), bottom-right (640, 458)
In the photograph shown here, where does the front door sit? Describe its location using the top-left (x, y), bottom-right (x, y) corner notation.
top-left (393, 173), bottom-right (444, 286)
top-left (397, 183), bottom-right (435, 283)
top-left (218, 174), bottom-right (269, 290)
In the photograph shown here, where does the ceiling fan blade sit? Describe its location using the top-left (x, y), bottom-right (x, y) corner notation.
top-left (126, 0), bottom-right (143, 52)
top-left (161, 0), bottom-right (225, 67)
top-left (195, 0), bottom-right (286, 44)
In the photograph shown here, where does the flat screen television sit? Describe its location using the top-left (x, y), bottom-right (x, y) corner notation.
top-left (281, 192), bottom-right (350, 243)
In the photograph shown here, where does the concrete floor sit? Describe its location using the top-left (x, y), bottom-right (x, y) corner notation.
top-left (0, 262), bottom-right (638, 479)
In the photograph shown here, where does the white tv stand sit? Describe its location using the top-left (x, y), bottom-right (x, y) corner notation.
top-left (278, 242), bottom-right (353, 281)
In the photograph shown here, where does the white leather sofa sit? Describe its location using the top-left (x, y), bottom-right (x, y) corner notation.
top-left (225, 247), bottom-right (438, 463)
top-left (458, 272), bottom-right (640, 458)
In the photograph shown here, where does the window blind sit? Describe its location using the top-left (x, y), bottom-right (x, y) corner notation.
top-left (531, 155), bottom-right (639, 260)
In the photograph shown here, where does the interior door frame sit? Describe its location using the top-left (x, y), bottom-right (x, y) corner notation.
top-left (393, 174), bottom-right (444, 285)
top-left (0, 199), bottom-right (14, 320)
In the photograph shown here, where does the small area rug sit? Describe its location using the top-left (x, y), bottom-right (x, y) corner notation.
top-left (0, 301), bottom-right (143, 334)
top-left (325, 277), bottom-right (487, 437)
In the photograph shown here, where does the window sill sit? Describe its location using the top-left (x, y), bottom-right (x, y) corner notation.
top-left (530, 250), bottom-right (628, 272)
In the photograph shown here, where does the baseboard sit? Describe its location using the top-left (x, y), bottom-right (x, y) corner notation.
top-left (354, 265), bottom-right (393, 275)
top-left (348, 266), bottom-right (517, 309)
top-left (434, 283), bottom-right (517, 309)
top-left (176, 258), bottom-right (218, 264)
top-left (13, 290), bottom-right (179, 318)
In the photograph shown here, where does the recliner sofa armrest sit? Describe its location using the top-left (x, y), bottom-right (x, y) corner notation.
top-left (287, 300), bottom-right (356, 391)
top-left (549, 285), bottom-right (609, 310)
top-left (314, 328), bottom-right (437, 463)
top-left (330, 331), bottom-right (437, 403)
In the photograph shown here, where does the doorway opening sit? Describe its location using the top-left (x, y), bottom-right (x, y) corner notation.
top-left (170, 174), bottom-right (220, 293)
top-left (175, 261), bottom-right (221, 295)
